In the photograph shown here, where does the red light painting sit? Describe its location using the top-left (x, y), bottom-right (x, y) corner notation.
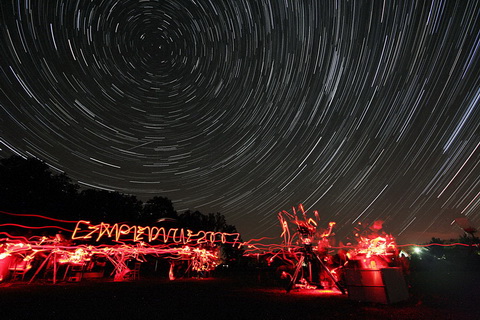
top-left (0, 206), bottom-right (474, 303)
top-left (0, 210), bottom-right (239, 283)
top-left (243, 205), bottom-right (405, 295)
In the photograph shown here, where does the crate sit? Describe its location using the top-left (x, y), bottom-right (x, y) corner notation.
top-left (345, 268), bottom-right (408, 304)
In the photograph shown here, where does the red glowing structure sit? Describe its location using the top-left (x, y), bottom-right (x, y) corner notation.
top-left (345, 220), bottom-right (399, 270)
top-left (244, 205), bottom-right (410, 303)
top-left (0, 210), bottom-right (240, 283)
top-left (245, 205), bottom-right (347, 293)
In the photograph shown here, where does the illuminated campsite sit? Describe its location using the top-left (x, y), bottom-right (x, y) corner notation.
top-left (1, 0), bottom-right (480, 318)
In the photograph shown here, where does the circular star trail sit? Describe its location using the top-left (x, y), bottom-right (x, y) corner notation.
top-left (1, 0), bottom-right (480, 243)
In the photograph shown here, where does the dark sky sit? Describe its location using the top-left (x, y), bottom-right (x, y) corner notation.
top-left (0, 0), bottom-right (479, 244)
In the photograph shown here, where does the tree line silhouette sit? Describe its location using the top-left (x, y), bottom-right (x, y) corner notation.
top-left (0, 155), bottom-right (238, 236)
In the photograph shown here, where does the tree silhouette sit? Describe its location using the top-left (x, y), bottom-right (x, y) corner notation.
top-left (178, 210), bottom-right (243, 262)
top-left (77, 189), bottom-right (142, 223)
top-left (141, 196), bottom-right (178, 223)
top-left (428, 237), bottom-right (446, 259)
top-left (0, 155), bottom-right (241, 264)
top-left (178, 210), bottom-right (207, 231)
top-left (0, 155), bottom-right (79, 221)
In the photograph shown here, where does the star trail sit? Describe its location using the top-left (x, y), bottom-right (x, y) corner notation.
top-left (1, 0), bottom-right (479, 243)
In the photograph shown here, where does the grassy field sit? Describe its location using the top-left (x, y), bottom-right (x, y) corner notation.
top-left (0, 258), bottom-right (478, 319)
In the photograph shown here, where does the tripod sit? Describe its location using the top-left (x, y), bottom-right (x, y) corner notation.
top-left (286, 244), bottom-right (346, 294)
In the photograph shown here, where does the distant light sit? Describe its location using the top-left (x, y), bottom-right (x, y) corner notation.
top-left (413, 247), bottom-right (422, 254)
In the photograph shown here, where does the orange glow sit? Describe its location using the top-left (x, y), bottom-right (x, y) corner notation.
top-left (57, 248), bottom-right (91, 265)
top-left (356, 235), bottom-right (396, 258)
top-left (292, 288), bottom-right (344, 296)
top-left (0, 252), bottom-right (10, 260)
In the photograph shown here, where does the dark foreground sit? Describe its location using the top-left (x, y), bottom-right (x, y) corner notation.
top-left (0, 265), bottom-right (478, 320)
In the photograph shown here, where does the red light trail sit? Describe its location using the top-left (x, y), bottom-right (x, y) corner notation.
top-left (71, 220), bottom-right (241, 246)
top-left (0, 210), bottom-right (238, 283)
top-left (0, 207), bottom-right (476, 291)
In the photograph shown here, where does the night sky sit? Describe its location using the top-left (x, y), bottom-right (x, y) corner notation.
top-left (1, 0), bottom-right (479, 244)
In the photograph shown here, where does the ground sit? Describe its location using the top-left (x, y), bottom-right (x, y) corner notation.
top-left (0, 259), bottom-right (478, 319)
